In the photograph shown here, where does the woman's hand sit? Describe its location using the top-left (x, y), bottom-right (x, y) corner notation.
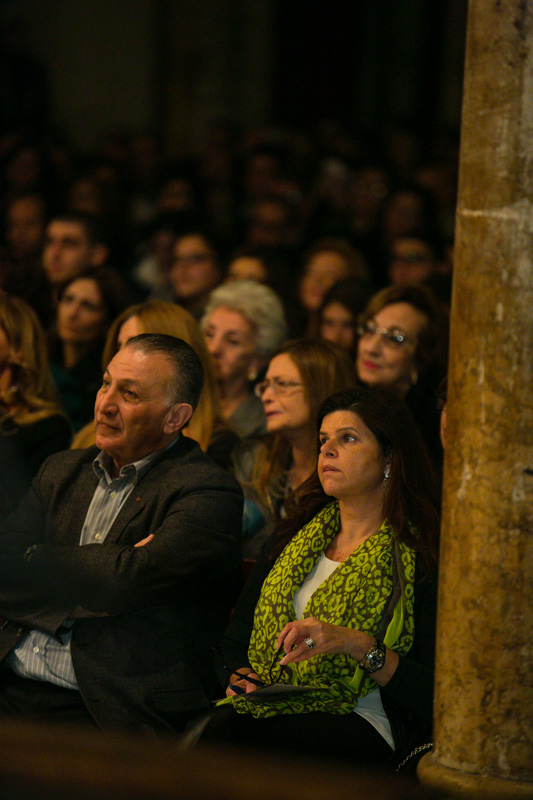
top-left (275, 617), bottom-right (399, 685)
top-left (225, 667), bottom-right (262, 696)
top-left (276, 617), bottom-right (372, 665)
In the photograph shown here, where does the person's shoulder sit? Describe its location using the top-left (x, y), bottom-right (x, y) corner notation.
top-left (33, 446), bottom-right (99, 497)
top-left (230, 393), bottom-right (266, 438)
top-left (41, 445), bottom-right (99, 473)
top-left (157, 435), bottom-right (242, 490)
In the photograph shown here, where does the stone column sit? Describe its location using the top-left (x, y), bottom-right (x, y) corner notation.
top-left (418, 1), bottom-right (533, 798)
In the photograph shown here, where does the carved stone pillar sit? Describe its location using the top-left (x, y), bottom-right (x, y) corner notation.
top-left (418, 1), bottom-right (533, 798)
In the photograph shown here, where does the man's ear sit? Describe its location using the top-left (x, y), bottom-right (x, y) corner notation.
top-left (164, 402), bottom-right (193, 434)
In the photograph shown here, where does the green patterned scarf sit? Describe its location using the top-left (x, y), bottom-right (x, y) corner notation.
top-left (231, 500), bottom-right (416, 718)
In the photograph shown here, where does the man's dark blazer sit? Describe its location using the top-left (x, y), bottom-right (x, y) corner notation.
top-left (0, 435), bottom-right (243, 734)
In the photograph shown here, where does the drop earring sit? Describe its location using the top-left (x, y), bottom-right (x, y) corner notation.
top-left (383, 467), bottom-right (390, 488)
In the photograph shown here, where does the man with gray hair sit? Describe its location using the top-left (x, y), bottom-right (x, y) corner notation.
top-left (0, 334), bottom-right (243, 734)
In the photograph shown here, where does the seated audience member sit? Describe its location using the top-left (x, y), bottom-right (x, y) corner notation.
top-left (224, 246), bottom-right (293, 318)
top-left (233, 339), bottom-right (355, 557)
top-left (156, 165), bottom-right (201, 218)
top-left (126, 130), bottom-right (162, 231)
top-left (2, 139), bottom-right (51, 200)
top-left (0, 292), bottom-right (71, 515)
top-left (0, 192), bottom-right (51, 326)
top-left (202, 281), bottom-right (288, 439)
top-left (295, 238), bottom-right (370, 338)
top-left (0, 334), bottom-right (243, 733)
top-left (49, 267), bottom-right (131, 430)
top-left (386, 232), bottom-right (441, 288)
top-left (168, 229), bottom-right (223, 320)
top-left (201, 387), bottom-right (439, 768)
top-left (245, 195), bottom-right (300, 253)
top-left (318, 277), bottom-right (375, 356)
top-left (371, 183), bottom-right (441, 287)
top-left (241, 144), bottom-right (286, 207)
top-left (224, 245), bottom-right (284, 287)
top-left (4, 192), bottom-right (46, 263)
top-left (67, 172), bottom-right (106, 218)
top-left (355, 284), bottom-right (448, 463)
top-left (130, 212), bottom-right (187, 298)
top-left (225, 248), bottom-right (270, 285)
top-left (42, 212), bottom-right (110, 290)
top-left (346, 163), bottom-right (391, 270)
top-left (240, 193), bottom-right (302, 283)
top-left (304, 156), bottom-right (352, 241)
top-left (414, 158), bottom-right (458, 240)
top-left (380, 184), bottom-right (439, 247)
top-left (72, 300), bottom-right (238, 471)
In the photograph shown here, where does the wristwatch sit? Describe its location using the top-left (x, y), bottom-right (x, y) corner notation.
top-left (359, 638), bottom-right (386, 673)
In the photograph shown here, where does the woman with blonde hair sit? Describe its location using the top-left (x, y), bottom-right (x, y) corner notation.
top-left (0, 291), bottom-right (71, 513)
top-left (72, 300), bottom-right (238, 469)
top-left (233, 338), bottom-right (356, 557)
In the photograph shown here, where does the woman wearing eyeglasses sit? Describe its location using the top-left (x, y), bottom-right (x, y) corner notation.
top-left (198, 387), bottom-right (439, 768)
top-left (234, 339), bottom-right (356, 558)
top-left (355, 284), bottom-right (448, 463)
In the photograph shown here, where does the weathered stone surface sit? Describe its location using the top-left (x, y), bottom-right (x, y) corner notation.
top-left (419, 0), bottom-right (533, 796)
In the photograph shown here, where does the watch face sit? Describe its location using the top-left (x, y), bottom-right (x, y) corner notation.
top-left (367, 651), bottom-right (385, 670)
top-left (362, 642), bottom-right (386, 673)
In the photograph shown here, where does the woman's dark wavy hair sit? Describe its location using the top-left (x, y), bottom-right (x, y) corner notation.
top-left (270, 386), bottom-right (440, 573)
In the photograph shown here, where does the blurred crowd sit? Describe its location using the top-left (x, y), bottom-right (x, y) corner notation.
top-left (0, 120), bottom-right (455, 552)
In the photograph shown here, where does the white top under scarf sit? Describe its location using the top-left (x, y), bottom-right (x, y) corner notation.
top-left (292, 552), bottom-right (395, 749)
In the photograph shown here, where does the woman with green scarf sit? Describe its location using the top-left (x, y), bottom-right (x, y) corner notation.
top-left (203, 386), bottom-right (440, 767)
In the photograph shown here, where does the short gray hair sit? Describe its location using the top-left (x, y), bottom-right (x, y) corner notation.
top-left (201, 280), bottom-right (288, 359)
top-left (124, 334), bottom-right (204, 408)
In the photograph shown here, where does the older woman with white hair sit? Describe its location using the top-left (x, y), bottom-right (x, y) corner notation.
top-left (202, 280), bottom-right (288, 439)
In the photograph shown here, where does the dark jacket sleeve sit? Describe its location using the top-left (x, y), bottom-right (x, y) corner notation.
top-left (0, 443), bottom-right (244, 620)
top-left (380, 560), bottom-right (438, 750)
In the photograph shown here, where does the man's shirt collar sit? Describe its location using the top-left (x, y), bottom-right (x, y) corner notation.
top-left (93, 436), bottom-right (180, 483)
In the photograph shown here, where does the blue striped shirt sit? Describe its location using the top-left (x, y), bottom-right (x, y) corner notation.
top-left (7, 443), bottom-right (176, 689)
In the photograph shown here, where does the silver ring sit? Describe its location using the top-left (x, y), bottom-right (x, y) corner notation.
top-left (304, 637), bottom-right (315, 649)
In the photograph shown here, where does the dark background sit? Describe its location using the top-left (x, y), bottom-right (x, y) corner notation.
top-left (0, 0), bottom-right (468, 156)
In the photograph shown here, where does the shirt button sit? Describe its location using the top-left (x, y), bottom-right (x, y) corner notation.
top-left (33, 646), bottom-right (40, 654)
top-left (95, 534), bottom-right (102, 541)
top-left (110, 491), bottom-right (116, 497)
